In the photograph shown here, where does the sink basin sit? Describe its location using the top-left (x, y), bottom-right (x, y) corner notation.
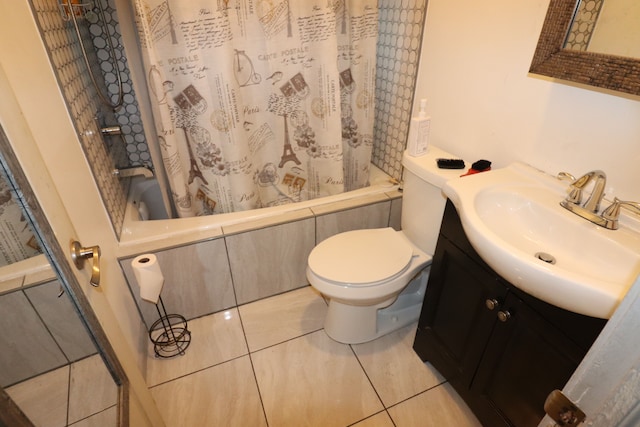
top-left (443, 162), bottom-right (640, 319)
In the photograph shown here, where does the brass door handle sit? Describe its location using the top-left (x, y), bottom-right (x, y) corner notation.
top-left (70, 240), bottom-right (101, 287)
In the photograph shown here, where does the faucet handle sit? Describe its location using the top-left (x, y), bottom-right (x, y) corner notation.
top-left (556, 172), bottom-right (582, 205)
top-left (557, 172), bottom-right (583, 204)
top-left (557, 172), bottom-right (576, 182)
top-left (602, 198), bottom-right (640, 219)
top-left (601, 198), bottom-right (640, 230)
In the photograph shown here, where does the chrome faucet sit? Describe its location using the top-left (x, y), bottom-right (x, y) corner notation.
top-left (559, 170), bottom-right (640, 230)
top-left (113, 166), bottom-right (154, 178)
top-left (565, 170), bottom-right (607, 213)
top-left (559, 170), bottom-right (610, 227)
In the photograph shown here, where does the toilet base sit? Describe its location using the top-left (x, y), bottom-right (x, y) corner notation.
top-left (323, 268), bottom-right (429, 344)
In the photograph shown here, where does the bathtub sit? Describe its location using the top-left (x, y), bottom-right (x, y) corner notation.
top-left (119, 164), bottom-right (401, 251)
top-left (0, 254), bottom-right (56, 294)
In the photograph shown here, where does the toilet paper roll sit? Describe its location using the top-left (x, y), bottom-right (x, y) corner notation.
top-left (131, 254), bottom-right (164, 304)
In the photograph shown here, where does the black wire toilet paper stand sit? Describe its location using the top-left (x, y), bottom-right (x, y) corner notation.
top-left (149, 296), bottom-right (191, 358)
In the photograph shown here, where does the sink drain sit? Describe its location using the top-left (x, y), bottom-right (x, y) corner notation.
top-left (535, 252), bottom-right (556, 264)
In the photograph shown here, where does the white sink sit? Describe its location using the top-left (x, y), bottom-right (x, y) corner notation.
top-left (443, 162), bottom-right (640, 319)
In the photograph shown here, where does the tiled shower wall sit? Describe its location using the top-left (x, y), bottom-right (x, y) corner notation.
top-left (86, 0), bottom-right (151, 166)
top-left (30, 0), bottom-right (129, 237)
top-left (30, 0), bottom-right (426, 235)
top-left (374, 0), bottom-right (427, 181)
top-left (565, 0), bottom-right (604, 51)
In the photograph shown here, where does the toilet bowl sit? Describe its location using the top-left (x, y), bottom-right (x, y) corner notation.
top-left (306, 227), bottom-right (431, 344)
top-left (306, 147), bottom-right (459, 344)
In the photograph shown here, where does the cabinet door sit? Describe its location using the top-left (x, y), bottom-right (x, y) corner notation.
top-left (414, 237), bottom-right (508, 388)
top-left (471, 291), bottom-right (586, 427)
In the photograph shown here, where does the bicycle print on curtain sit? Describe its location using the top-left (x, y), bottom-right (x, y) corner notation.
top-left (134, 0), bottom-right (378, 217)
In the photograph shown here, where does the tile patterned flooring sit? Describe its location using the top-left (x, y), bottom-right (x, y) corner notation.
top-left (147, 286), bottom-right (481, 427)
top-left (6, 353), bottom-right (118, 426)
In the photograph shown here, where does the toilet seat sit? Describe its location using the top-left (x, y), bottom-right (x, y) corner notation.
top-left (307, 228), bottom-right (413, 286)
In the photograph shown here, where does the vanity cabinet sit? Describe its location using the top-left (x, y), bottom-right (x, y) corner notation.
top-left (413, 201), bottom-right (607, 427)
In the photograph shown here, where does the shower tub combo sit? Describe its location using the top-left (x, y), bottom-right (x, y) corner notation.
top-left (117, 165), bottom-right (404, 333)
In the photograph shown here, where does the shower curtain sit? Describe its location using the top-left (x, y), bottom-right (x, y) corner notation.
top-left (134, 0), bottom-right (378, 216)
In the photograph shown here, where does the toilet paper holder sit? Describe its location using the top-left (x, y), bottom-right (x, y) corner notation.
top-left (148, 297), bottom-right (192, 358)
top-left (131, 253), bottom-right (191, 357)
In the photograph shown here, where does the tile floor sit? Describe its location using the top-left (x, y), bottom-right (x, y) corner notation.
top-left (6, 354), bottom-right (118, 426)
top-left (147, 286), bottom-right (481, 427)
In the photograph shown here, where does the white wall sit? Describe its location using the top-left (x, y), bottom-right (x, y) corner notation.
top-left (414, 0), bottom-right (640, 201)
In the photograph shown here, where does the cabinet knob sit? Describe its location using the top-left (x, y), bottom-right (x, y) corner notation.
top-left (497, 310), bottom-right (512, 322)
top-left (485, 298), bottom-right (500, 310)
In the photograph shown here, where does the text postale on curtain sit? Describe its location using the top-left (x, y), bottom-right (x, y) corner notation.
top-left (135, 0), bottom-right (378, 217)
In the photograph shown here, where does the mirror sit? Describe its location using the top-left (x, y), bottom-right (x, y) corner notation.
top-left (0, 172), bottom-right (41, 268)
top-left (530, 0), bottom-right (640, 96)
top-left (0, 125), bottom-right (122, 426)
top-left (0, 160), bottom-right (45, 295)
top-left (565, 0), bottom-right (640, 58)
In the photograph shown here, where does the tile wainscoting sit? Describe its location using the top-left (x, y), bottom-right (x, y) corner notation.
top-left (120, 191), bottom-right (402, 330)
top-left (0, 279), bottom-right (97, 388)
top-left (0, 276), bottom-right (116, 426)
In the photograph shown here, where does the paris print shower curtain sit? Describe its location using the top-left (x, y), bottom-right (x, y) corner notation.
top-left (134, 0), bottom-right (378, 216)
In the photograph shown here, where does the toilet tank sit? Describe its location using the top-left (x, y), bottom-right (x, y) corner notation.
top-left (401, 148), bottom-right (463, 255)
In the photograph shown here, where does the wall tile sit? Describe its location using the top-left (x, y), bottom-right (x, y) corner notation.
top-left (373, 0), bottom-right (428, 181)
top-left (24, 280), bottom-right (97, 363)
top-left (565, 0), bottom-right (604, 51)
top-left (388, 191), bottom-right (403, 231)
top-left (0, 291), bottom-right (68, 387)
top-left (0, 276), bottom-right (23, 295)
top-left (88, 0), bottom-right (151, 167)
top-left (226, 218), bottom-right (315, 305)
top-left (222, 208), bottom-right (315, 236)
top-left (121, 237), bottom-right (236, 328)
top-left (30, 0), bottom-right (129, 237)
top-left (309, 193), bottom-right (389, 216)
top-left (314, 200), bottom-right (392, 244)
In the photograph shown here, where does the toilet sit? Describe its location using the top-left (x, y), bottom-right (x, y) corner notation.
top-left (306, 149), bottom-right (452, 344)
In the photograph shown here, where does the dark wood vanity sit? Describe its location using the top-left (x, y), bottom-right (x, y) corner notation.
top-left (413, 201), bottom-right (607, 426)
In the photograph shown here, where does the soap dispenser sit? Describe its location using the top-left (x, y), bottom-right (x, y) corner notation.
top-left (407, 98), bottom-right (431, 157)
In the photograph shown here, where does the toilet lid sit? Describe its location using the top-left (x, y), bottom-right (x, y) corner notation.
top-left (308, 228), bottom-right (413, 285)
